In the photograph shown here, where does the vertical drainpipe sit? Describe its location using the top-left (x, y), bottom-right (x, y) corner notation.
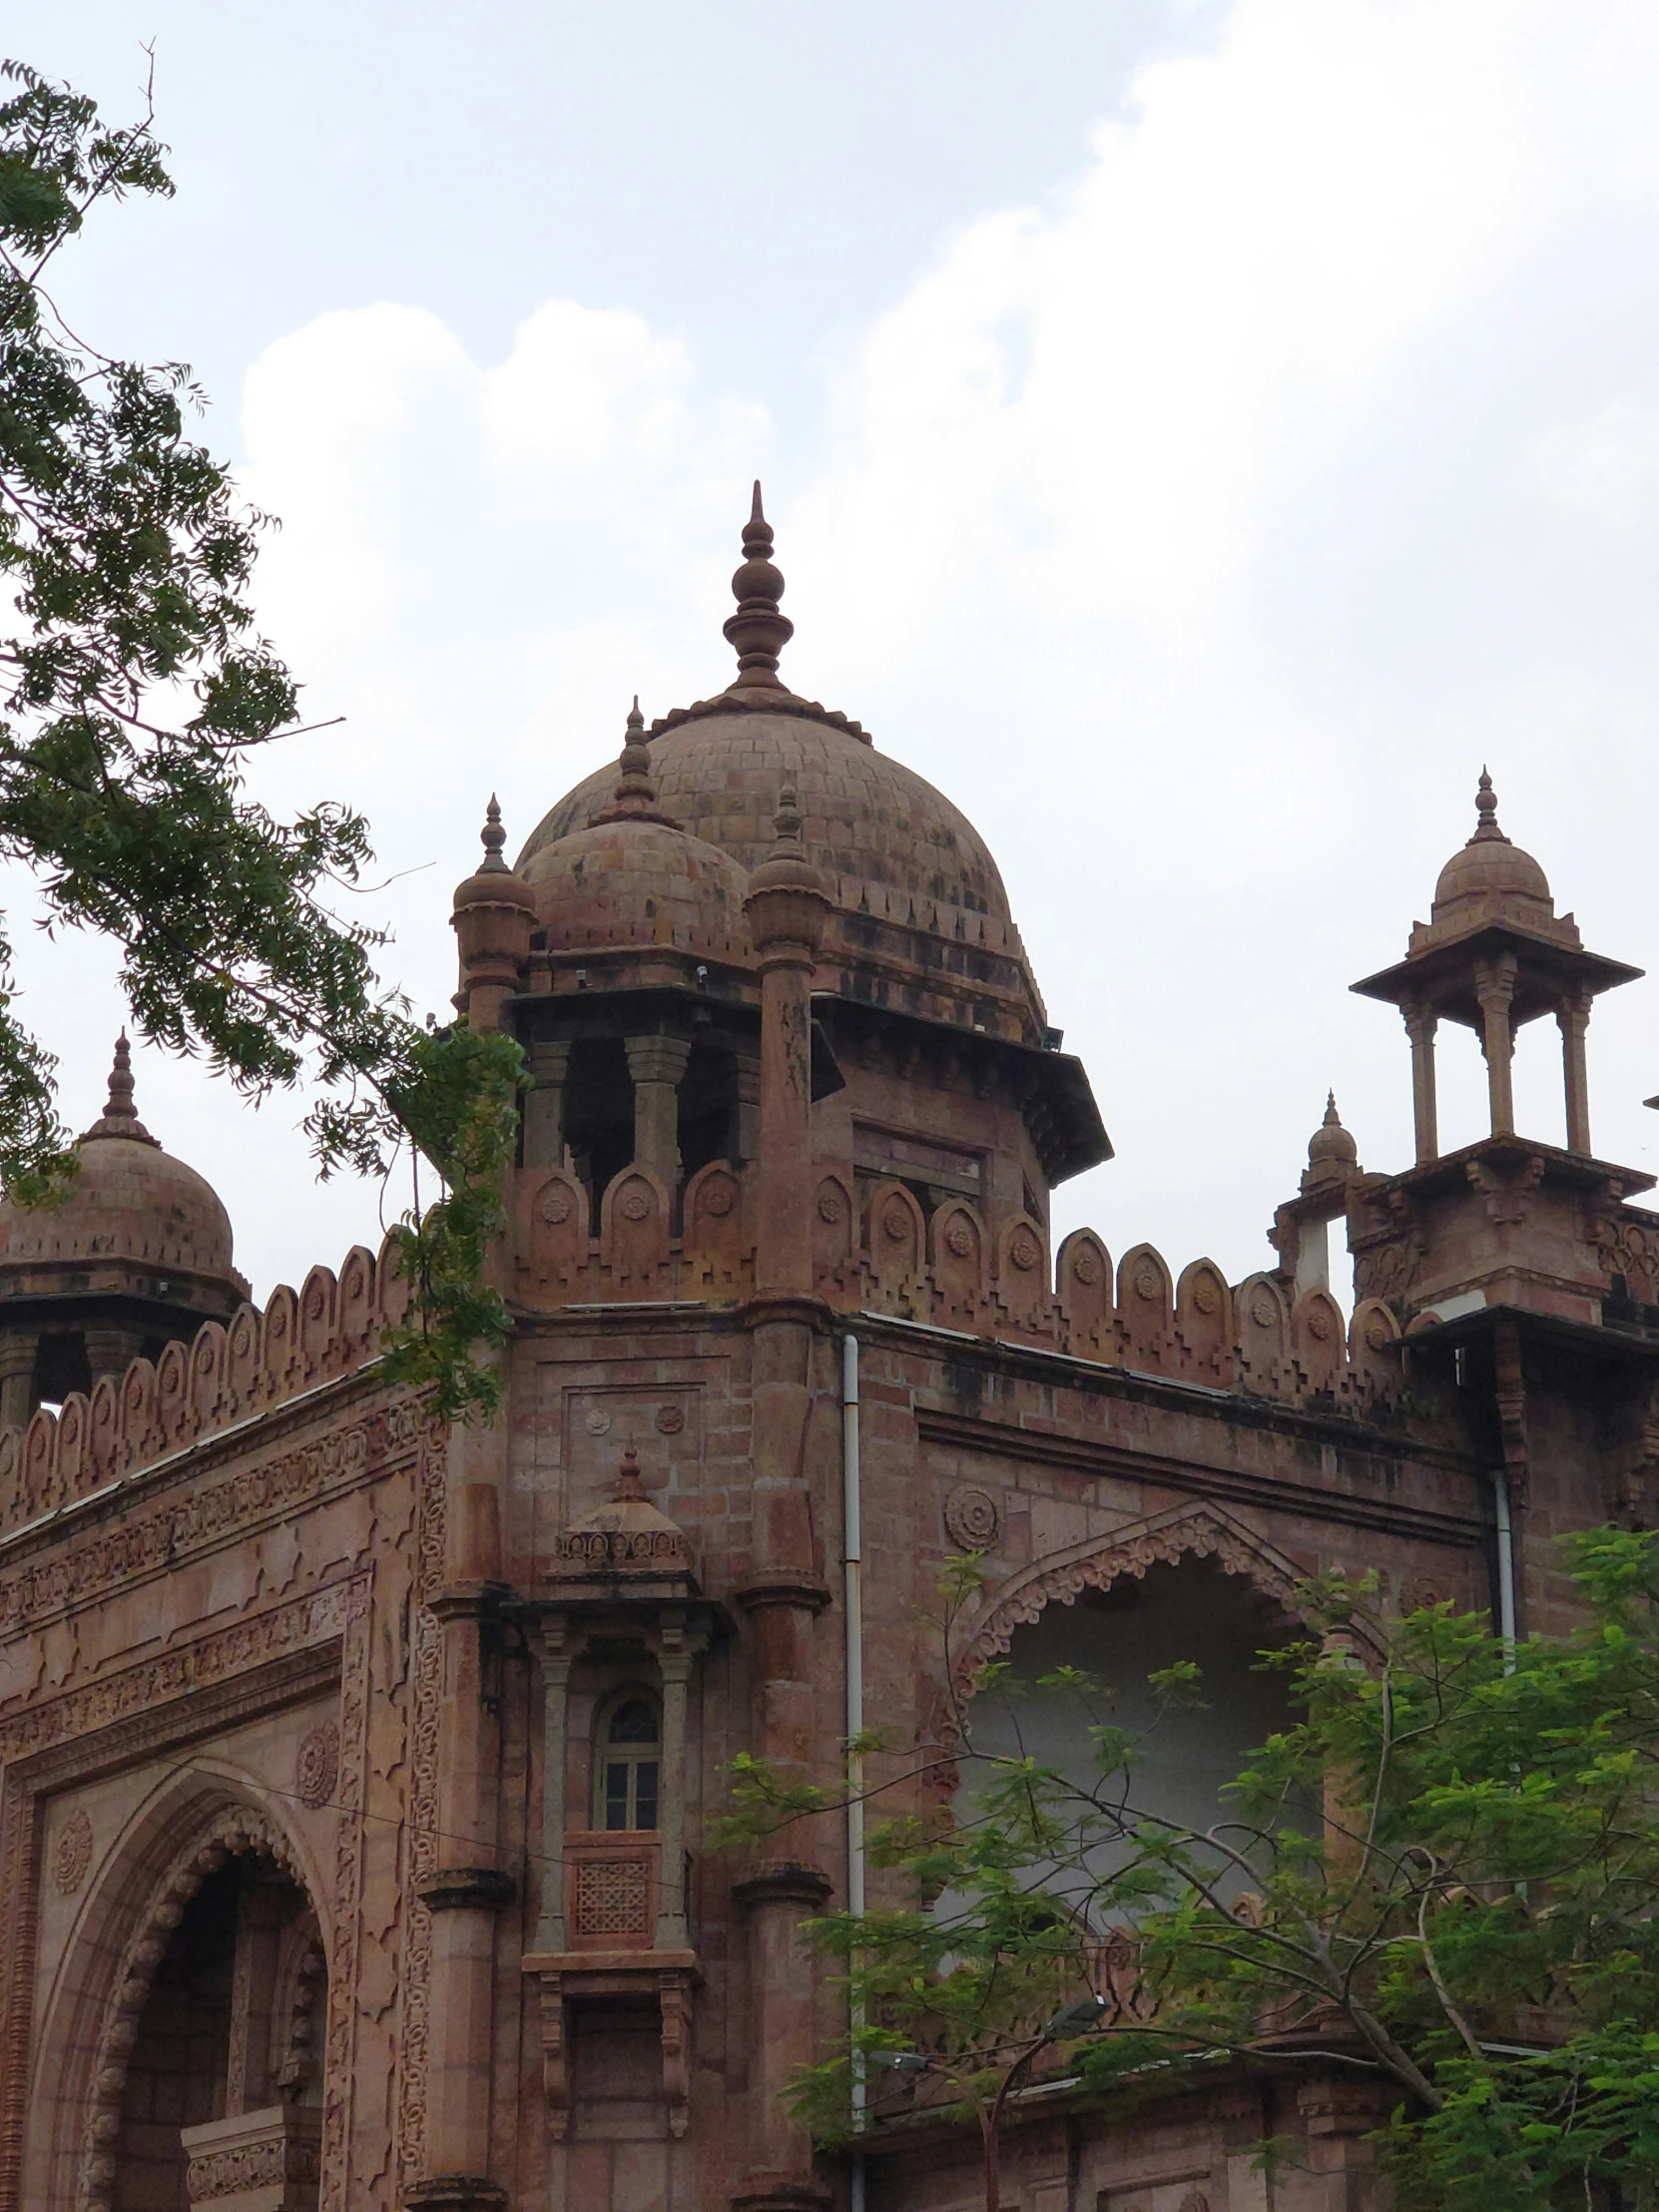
top-left (1492, 1467), bottom-right (1517, 1674)
top-left (842, 1333), bottom-right (867, 2212)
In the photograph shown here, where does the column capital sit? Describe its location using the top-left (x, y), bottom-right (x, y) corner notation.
top-left (624, 1033), bottom-right (694, 1085)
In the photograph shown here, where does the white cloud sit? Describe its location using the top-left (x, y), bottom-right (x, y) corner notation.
top-left (1517, 398), bottom-right (1659, 530)
top-left (37, 0), bottom-right (1659, 1303)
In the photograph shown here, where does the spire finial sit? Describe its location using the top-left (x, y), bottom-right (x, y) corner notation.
top-left (106, 1032), bottom-right (136, 1124)
top-left (723, 480), bottom-right (795, 697)
top-left (1324, 1089), bottom-right (1341, 1126)
top-left (615, 1446), bottom-right (647, 1503)
top-left (478, 794), bottom-right (508, 872)
top-left (594, 697), bottom-right (674, 827)
top-left (1469, 767), bottom-right (1508, 846)
top-left (81, 1030), bottom-right (159, 1146)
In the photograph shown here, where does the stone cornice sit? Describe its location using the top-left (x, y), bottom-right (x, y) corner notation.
top-left (914, 1406), bottom-right (1485, 1547)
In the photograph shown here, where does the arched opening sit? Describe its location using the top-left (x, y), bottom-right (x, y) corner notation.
top-left (962, 1559), bottom-right (1299, 1911)
top-left (563, 1035), bottom-right (635, 1207)
top-left (676, 1037), bottom-right (739, 1181)
top-left (105, 1833), bottom-right (325, 2212)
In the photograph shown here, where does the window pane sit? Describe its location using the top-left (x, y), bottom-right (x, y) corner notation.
top-left (604, 1761), bottom-right (631, 1831)
top-left (610, 1699), bottom-right (659, 1745)
top-left (634, 1762), bottom-right (659, 1832)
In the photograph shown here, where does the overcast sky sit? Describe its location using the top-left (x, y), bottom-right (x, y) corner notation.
top-left (9, 0), bottom-right (1659, 1305)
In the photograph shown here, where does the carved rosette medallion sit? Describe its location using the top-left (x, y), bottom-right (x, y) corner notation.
top-left (1250, 1292), bottom-right (1277, 1329)
top-left (817, 1192), bottom-right (841, 1224)
top-left (655, 1404), bottom-right (685, 1435)
top-left (1133, 1260), bottom-right (1163, 1303)
top-left (945, 1221), bottom-right (975, 1259)
top-left (1070, 1246), bottom-right (1102, 1287)
top-left (1008, 1229), bottom-right (1041, 1273)
top-left (881, 1200), bottom-right (910, 1243)
top-left (1193, 1275), bottom-right (1221, 1316)
top-left (52, 1807), bottom-right (93, 1896)
top-left (619, 1187), bottom-right (651, 1222)
top-left (943, 1484), bottom-right (1001, 1552)
top-left (295, 1722), bottom-right (340, 1810)
top-left (538, 1185), bottom-right (572, 1226)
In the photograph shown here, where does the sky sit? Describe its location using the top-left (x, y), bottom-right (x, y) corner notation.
top-left (8, 0), bottom-right (1659, 1306)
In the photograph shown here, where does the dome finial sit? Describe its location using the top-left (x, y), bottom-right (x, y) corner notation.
top-left (594, 697), bottom-right (674, 827)
top-left (723, 480), bottom-right (795, 697)
top-left (771, 784), bottom-right (804, 854)
top-left (615, 1445), bottom-right (647, 1503)
top-left (81, 1031), bottom-right (159, 1146)
top-left (1470, 767), bottom-right (1508, 847)
top-left (1305, 1088), bottom-right (1358, 1179)
top-left (478, 794), bottom-right (508, 873)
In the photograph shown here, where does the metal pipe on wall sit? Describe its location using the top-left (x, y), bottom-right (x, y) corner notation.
top-left (1493, 1466), bottom-right (1517, 1673)
top-left (842, 1333), bottom-right (867, 2212)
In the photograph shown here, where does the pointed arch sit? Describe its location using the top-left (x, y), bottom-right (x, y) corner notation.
top-left (948, 1497), bottom-right (1375, 1703)
top-left (25, 1771), bottom-right (332, 2212)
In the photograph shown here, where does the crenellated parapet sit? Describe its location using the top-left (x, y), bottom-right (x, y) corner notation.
top-left (512, 1155), bottom-right (1404, 1413)
top-left (0, 1236), bottom-right (408, 1538)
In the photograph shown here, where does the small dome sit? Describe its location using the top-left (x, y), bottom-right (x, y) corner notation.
top-left (1432, 772), bottom-right (1552, 915)
top-left (0, 1037), bottom-right (237, 1279)
top-left (1307, 1091), bottom-right (1358, 1171)
top-left (564, 1448), bottom-right (685, 1540)
top-left (521, 703), bottom-right (753, 963)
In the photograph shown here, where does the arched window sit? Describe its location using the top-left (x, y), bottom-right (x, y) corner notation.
top-left (594, 1692), bottom-right (661, 1831)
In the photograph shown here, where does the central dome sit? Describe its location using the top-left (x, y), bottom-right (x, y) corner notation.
top-left (516, 486), bottom-right (1042, 1038)
top-left (520, 704), bottom-right (1012, 924)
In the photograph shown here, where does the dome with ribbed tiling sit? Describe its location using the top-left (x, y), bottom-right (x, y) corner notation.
top-left (516, 488), bottom-right (1044, 1039)
top-left (520, 704), bottom-right (1012, 924)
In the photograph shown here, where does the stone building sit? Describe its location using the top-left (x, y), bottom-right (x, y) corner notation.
top-left (1, 490), bottom-right (1656, 2212)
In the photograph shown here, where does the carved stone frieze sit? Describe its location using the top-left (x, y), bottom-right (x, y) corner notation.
top-left (0, 1395), bottom-right (430, 1641)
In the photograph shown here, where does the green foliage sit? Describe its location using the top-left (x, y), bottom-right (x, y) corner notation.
top-left (0, 58), bottom-right (523, 1414)
top-left (734, 1530), bottom-right (1659, 2206)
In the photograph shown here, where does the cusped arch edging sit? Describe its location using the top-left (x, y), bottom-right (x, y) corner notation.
top-left (947, 1497), bottom-right (1380, 1708)
top-left (75, 1798), bottom-right (321, 2212)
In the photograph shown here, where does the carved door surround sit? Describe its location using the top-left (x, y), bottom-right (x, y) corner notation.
top-left (0, 1579), bottom-right (371, 2212)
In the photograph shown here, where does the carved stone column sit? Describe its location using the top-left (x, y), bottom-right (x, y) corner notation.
top-left (1400, 996), bottom-right (1439, 1164)
top-left (522, 1038), bottom-right (573, 1172)
top-left (1557, 985), bottom-right (1594, 1156)
top-left (1474, 953), bottom-right (1519, 1136)
top-left (734, 1050), bottom-right (763, 1166)
top-left (406, 1399), bottom-right (513, 2211)
top-left (626, 1034), bottom-right (693, 1189)
top-left (226, 1877), bottom-right (284, 2114)
top-left (736, 793), bottom-right (834, 2208)
top-left (0, 1334), bottom-right (36, 1432)
top-left (532, 1621), bottom-right (576, 1953)
top-left (653, 1613), bottom-right (708, 1951)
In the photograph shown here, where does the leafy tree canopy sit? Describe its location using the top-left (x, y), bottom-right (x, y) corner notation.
top-left (0, 57), bottom-right (523, 1417)
top-left (725, 1532), bottom-right (1659, 2210)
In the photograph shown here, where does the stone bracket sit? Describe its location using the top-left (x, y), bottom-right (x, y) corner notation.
top-left (414, 1867), bottom-right (517, 1914)
top-left (526, 1952), bottom-right (701, 2141)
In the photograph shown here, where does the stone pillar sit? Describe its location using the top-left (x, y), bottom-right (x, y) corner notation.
top-left (84, 1325), bottom-right (146, 1385)
top-left (653, 1615), bottom-right (705, 1951)
top-left (408, 1392), bottom-right (512, 2212)
top-left (451, 798), bottom-right (536, 1035)
top-left (1401, 997), bottom-right (1439, 1164)
top-left (736, 794), bottom-right (835, 2207)
top-left (532, 1621), bottom-right (575, 1953)
top-left (734, 1051), bottom-right (763, 1166)
top-left (1557, 986), bottom-right (1594, 1156)
top-left (626, 1034), bottom-right (693, 1189)
top-left (522, 1038), bottom-right (573, 1172)
top-left (1474, 953), bottom-right (1519, 1137)
top-left (0, 1334), bottom-right (36, 1431)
